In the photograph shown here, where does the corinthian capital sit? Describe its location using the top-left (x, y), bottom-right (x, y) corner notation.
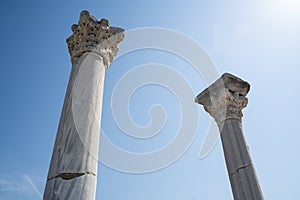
top-left (66, 10), bottom-right (125, 66)
top-left (195, 73), bottom-right (250, 124)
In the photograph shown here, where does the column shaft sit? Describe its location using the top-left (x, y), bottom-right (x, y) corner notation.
top-left (220, 119), bottom-right (263, 199)
top-left (43, 53), bottom-right (105, 199)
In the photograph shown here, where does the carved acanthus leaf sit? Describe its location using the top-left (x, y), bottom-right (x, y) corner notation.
top-left (204, 88), bottom-right (248, 123)
top-left (195, 73), bottom-right (250, 123)
top-left (66, 11), bottom-right (125, 66)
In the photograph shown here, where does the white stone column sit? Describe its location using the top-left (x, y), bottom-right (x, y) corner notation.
top-left (43, 11), bottom-right (125, 200)
top-left (195, 73), bottom-right (264, 200)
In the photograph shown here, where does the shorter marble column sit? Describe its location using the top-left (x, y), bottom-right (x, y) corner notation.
top-left (195, 73), bottom-right (263, 200)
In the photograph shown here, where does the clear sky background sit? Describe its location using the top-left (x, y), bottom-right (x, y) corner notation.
top-left (0, 0), bottom-right (300, 199)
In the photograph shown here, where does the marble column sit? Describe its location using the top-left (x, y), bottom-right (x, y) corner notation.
top-left (43, 11), bottom-right (125, 200)
top-left (195, 73), bottom-right (264, 200)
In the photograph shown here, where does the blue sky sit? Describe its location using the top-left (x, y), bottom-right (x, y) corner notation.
top-left (0, 0), bottom-right (300, 199)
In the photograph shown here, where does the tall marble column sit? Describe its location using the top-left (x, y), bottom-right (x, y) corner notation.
top-left (195, 73), bottom-right (264, 200)
top-left (43, 11), bottom-right (125, 200)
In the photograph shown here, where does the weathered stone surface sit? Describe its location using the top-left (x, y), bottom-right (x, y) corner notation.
top-left (195, 73), bottom-right (263, 200)
top-left (66, 10), bottom-right (125, 66)
top-left (44, 174), bottom-right (96, 200)
top-left (195, 73), bottom-right (250, 124)
top-left (220, 119), bottom-right (263, 200)
top-left (43, 11), bottom-right (124, 200)
top-left (47, 52), bottom-right (105, 180)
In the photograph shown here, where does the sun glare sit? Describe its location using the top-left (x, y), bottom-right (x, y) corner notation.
top-left (261, 0), bottom-right (300, 29)
top-left (271, 0), bottom-right (300, 17)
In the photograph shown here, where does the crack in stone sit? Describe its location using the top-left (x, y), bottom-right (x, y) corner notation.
top-left (230, 164), bottom-right (252, 176)
top-left (47, 172), bottom-right (96, 181)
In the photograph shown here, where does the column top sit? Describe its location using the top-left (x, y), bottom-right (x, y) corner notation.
top-left (66, 10), bottom-right (125, 66)
top-left (195, 73), bottom-right (250, 123)
top-left (195, 73), bottom-right (250, 105)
